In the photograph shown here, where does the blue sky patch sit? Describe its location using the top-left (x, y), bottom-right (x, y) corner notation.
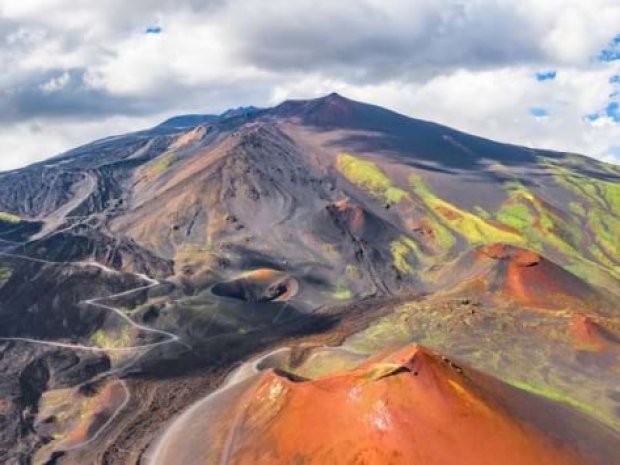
top-left (587, 101), bottom-right (620, 123)
top-left (145, 25), bottom-right (163, 34)
top-left (610, 74), bottom-right (620, 84)
top-left (606, 101), bottom-right (620, 122)
top-left (598, 34), bottom-right (620, 62)
top-left (607, 145), bottom-right (620, 163)
top-left (535, 70), bottom-right (556, 81)
top-left (529, 107), bottom-right (548, 118)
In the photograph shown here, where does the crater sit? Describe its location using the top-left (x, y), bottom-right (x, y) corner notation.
top-left (211, 268), bottom-right (298, 302)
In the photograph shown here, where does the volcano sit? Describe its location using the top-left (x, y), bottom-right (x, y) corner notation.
top-left (0, 93), bottom-right (618, 464)
top-left (152, 345), bottom-right (617, 465)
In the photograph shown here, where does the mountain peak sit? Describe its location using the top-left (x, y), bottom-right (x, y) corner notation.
top-left (270, 91), bottom-right (407, 129)
top-left (322, 91), bottom-right (347, 100)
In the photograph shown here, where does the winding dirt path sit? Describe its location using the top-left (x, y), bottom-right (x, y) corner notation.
top-left (0, 245), bottom-right (185, 454)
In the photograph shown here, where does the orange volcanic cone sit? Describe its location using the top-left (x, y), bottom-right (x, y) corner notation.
top-left (218, 345), bottom-right (610, 465)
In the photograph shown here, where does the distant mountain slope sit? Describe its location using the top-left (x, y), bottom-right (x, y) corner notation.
top-left (4, 93), bottom-right (618, 292)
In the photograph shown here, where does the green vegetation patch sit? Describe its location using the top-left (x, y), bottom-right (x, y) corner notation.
top-left (90, 326), bottom-right (133, 349)
top-left (337, 153), bottom-right (407, 204)
top-left (145, 151), bottom-right (178, 178)
top-left (417, 214), bottom-right (456, 252)
top-left (538, 159), bottom-right (620, 280)
top-left (409, 174), bottom-right (522, 246)
top-left (507, 379), bottom-right (614, 427)
top-left (333, 280), bottom-right (353, 300)
top-left (0, 212), bottom-right (21, 223)
top-left (496, 201), bottom-right (534, 231)
top-left (390, 236), bottom-right (419, 274)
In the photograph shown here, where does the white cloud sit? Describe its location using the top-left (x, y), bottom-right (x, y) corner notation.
top-left (0, 114), bottom-right (161, 172)
top-left (39, 70), bottom-right (70, 92)
top-left (0, 0), bottom-right (619, 171)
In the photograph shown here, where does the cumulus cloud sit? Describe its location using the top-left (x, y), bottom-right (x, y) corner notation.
top-left (0, 0), bottom-right (619, 170)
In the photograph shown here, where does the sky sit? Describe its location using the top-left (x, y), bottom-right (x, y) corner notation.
top-left (1, 0), bottom-right (619, 171)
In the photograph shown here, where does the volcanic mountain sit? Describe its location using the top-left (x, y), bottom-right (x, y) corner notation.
top-left (0, 93), bottom-right (618, 464)
top-left (150, 345), bottom-right (617, 465)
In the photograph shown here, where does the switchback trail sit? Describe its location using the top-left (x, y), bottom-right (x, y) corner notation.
top-left (0, 245), bottom-right (187, 454)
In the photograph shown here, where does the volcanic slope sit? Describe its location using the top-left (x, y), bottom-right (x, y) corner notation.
top-left (113, 93), bottom-right (620, 298)
top-left (149, 344), bottom-right (619, 465)
top-left (1, 93), bottom-right (618, 298)
top-left (0, 93), bottom-right (618, 464)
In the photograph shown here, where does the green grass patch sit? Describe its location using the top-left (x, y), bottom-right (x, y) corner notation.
top-left (337, 153), bottom-right (407, 204)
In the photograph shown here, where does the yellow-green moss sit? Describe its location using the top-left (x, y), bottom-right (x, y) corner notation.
top-left (0, 212), bottom-right (20, 223)
top-left (337, 153), bottom-right (407, 204)
top-left (90, 326), bottom-right (132, 349)
top-left (333, 280), bottom-right (353, 300)
top-left (419, 214), bottom-right (456, 252)
top-left (539, 159), bottom-right (620, 280)
top-left (146, 151), bottom-right (177, 178)
top-left (390, 236), bottom-right (419, 274)
top-left (588, 210), bottom-right (620, 258)
top-left (507, 379), bottom-right (614, 427)
top-left (496, 201), bottom-right (534, 230)
top-left (410, 174), bottom-right (522, 246)
top-left (496, 180), bottom-right (588, 256)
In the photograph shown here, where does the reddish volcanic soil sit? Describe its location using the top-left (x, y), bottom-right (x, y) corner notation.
top-left (212, 345), bottom-right (615, 465)
top-left (330, 198), bottom-right (366, 233)
top-left (569, 315), bottom-right (619, 351)
top-left (210, 268), bottom-right (298, 302)
top-left (476, 244), bottom-right (595, 309)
